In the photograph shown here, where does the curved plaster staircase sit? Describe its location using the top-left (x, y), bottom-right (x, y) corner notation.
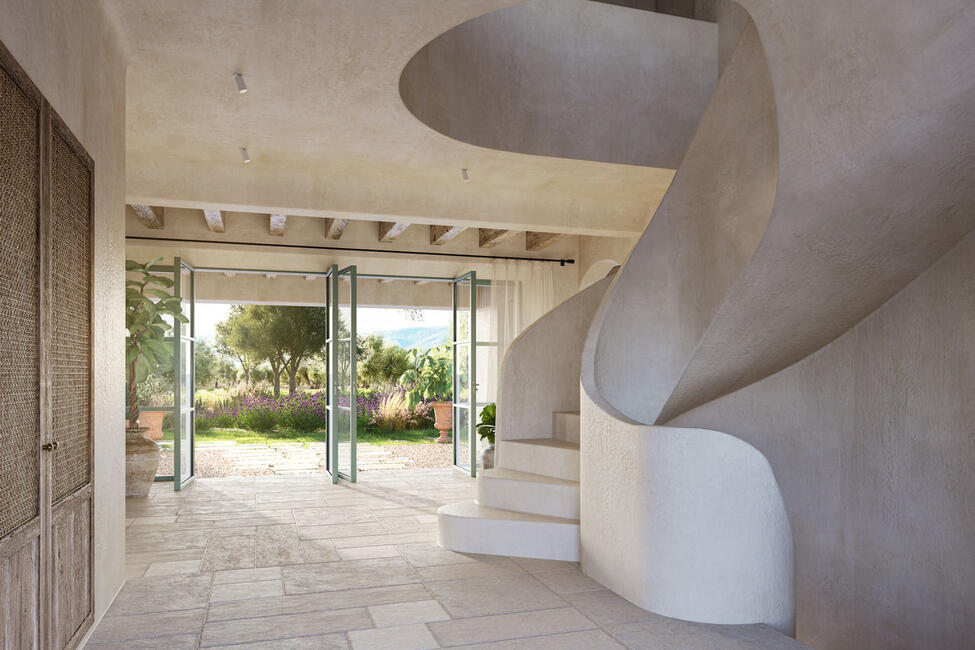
top-left (438, 274), bottom-right (612, 562)
top-left (420, 0), bottom-right (975, 643)
top-left (438, 410), bottom-right (582, 561)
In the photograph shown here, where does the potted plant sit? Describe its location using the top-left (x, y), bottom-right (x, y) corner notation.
top-left (400, 346), bottom-right (452, 443)
top-left (125, 257), bottom-right (187, 497)
top-left (476, 403), bottom-right (496, 469)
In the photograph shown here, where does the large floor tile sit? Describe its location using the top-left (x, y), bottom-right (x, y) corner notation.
top-left (367, 599), bottom-right (449, 627)
top-left (606, 617), bottom-right (811, 649)
top-left (532, 567), bottom-right (604, 594)
top-left (212, 633), bottom-right (349, 649)
top-left (200, 607), bottom-right (372, 646)
top-left (429, 607), bottom-right (594, 646)
top-left (470, 629), bottom-right (623, 649)
top-left (206, 584), bottom-right (433, 622)
top-left (202, 534), bottom-right (256, 571)
top-left (86, 609), bottom-right (206, 643)
top-left (347, 623), bottom-right (439, 650)
top-left (282, 557), bottom-right (420, 594)
top-left (106, 574), bottom-right (212, 616)
top-left (559, 590), bottom-right (654, 626)
top-left (210, 578), bottom-right (285, 603)
top-left (426, 573), bottom-right (566, 618)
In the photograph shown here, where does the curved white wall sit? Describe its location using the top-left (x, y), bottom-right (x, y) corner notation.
top-left (496, 276), bottom-right (612, 458)
top-left (579, 385), bottom-right (795, 634)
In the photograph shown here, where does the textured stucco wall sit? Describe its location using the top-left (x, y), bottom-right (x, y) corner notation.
top-left (400, 0), bottom-right (717, 169)
top-left (579, 390), bottom-right (795, 634)
top-left (669, 228), bottom-right (975, 649)
top-left (0, 0), bottom-right (127, 622)
top-left (496, 276), bottom-right (612, 457)
top-left (590, 18), bottom-right (777, 423)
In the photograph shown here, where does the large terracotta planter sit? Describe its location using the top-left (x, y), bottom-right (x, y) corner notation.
top-left (126, 428), bottom-right (161, 498)
top-left (431, 401), bottom-right (452, 444)
top-left (138, 410), bottom-right (166, 440)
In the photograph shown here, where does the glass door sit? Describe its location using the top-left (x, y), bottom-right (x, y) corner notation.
top-left (328, 265), bottom-right (357, 482)
top-left (172, 257), bottom-right (195, 490)
top-left (452, 272), bottom-right (477, 476)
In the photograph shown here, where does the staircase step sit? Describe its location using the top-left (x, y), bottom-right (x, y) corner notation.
top-left (438, 502), bottom-right (579, 562)
top-left (477, 468), bottom-right (580, 519)
top-left (552, 411), bottom-right (580, 444)
top-left (498, 438), bottom-right (580, 481)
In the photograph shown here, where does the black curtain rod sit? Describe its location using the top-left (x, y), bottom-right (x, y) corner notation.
top-left (125, 236), bottom-right (576, 265)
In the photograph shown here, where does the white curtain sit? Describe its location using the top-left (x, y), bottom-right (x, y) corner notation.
top-left (483, 260), bottom-right (556, 404)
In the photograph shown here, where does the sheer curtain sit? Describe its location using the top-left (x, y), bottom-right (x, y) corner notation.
top-left (484, 260), bottom-right (556, 404)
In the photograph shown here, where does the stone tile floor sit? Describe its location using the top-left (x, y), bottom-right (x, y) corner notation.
top-left (87, 469), bottom-right (809, 649)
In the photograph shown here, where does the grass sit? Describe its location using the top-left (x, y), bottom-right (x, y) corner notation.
top-left (160, 426), bottom-right (441, 446)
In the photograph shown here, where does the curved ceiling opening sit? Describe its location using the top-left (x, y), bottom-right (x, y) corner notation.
top-left (400, 0), bottom-right (720, 169)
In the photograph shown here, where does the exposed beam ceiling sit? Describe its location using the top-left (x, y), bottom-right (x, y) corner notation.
top-left (479, 228), bottom-right (517, 249)
top-left (323, 218), bottom-right (350, 240)
top-left (379, 221), bottom-right (410, 242)
top-left (131, 204), bottom-right (163, 229)
top-left (526, 231), bottom-right (566, 251)
top-left (430, 225), bottom-right (466, 245)
top-left (202, 208), bottom-right (224, 233)
top-left (269, 214), bottom-right (287, 236)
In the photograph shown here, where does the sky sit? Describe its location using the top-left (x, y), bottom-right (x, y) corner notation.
top-left (193, 303), bottom-right (450, 345)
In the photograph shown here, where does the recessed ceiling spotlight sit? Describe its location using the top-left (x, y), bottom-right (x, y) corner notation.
top-left (234, 73), bottom-right (247, 94)
top-left (240, 147), bottom-right (251, 163)
top-left (461, 168), bottom-right (471, 182)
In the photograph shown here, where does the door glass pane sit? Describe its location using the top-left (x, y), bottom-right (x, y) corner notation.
top-left (181, 338), bottom-right (192, 408)
top-left (456, 343), bottom-right (470, 403)
top-left (333, 268), bottom-right (356, 481)
top-left (455, 279), bottom-right (471, 343)
top-left (454, 406), bottom-right (470, 471)
top-left (180, 410), bottom-right (192, 482)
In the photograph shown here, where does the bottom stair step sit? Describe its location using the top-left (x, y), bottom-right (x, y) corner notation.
top-left (437, 501), bottom-right (579, 562)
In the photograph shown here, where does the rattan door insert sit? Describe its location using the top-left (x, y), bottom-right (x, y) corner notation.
top-left (0, 39), bottom-right (94, 650)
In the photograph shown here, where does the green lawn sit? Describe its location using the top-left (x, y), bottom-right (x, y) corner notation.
top-left (160, 426), bottom-right (441, 446)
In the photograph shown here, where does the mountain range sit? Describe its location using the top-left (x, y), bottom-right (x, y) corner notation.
top-left (374, 325), bottom-right (450, 350)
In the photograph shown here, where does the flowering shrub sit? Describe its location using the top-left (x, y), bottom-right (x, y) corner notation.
top-left (235, 394), bottom-right (278, 432)
top-left (191, 386), bottom-right (437, 435)
top-left (278, 390), bottom-right (327, 433)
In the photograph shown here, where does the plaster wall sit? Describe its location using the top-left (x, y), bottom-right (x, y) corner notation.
top-left (579, 389), bottom-right (795, 634)
top-left (590, 19), bottom-right (777, 423)
top-left (0, 0), bottom-right (127, 622)
top-left (496, 276), bottom-right (612, 458)
top-left (668, 227), bottom-right (975, 650)
top-left (577, 235), bottom-right (635, 289)
top-left (400, 0), bottom-right (718, 169)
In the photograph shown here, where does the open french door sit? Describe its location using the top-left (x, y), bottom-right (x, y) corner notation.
top-left (327, 264), bottom-right (358, 482)
top-left (452, 272), bottom-right (477, 476)
top-left (172, 257), bottom-right (196, 490)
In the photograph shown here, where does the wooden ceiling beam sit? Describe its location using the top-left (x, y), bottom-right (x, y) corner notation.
top-left (323, 217), bottom-right (350, 240)
top-left (379, 221), bottom-right (410, 242)
top-left (429, 225), bottom-right (466, 245)
top-left (269, 213), bottom-right (287, 236)
top-left (202, 208), bottom-right (224, 233)
top-left (130, 204), bottom-right (164, 230)
top-left (478, 228), bottom-right (517, 249)
top-left (526, 231), bottom-right (567, 251)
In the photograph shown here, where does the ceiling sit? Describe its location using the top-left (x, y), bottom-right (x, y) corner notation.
top-left (106, 0), bottom-right (714, 237)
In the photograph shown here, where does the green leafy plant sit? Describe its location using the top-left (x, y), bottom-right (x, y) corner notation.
top-left (399, 346), bottom-right (451, 409)
top-left (126, 258), bottom-right (187, 429)
top-left (476, 403), bottom-right (496, 445)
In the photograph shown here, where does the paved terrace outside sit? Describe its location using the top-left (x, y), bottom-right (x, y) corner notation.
top-left (86, 469), bottom-right (808, 649)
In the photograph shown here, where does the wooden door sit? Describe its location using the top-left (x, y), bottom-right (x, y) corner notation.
top-left (0, 39), bottom-right (94, 650)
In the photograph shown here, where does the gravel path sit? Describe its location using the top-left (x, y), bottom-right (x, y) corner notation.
top-left (158, 442), bottom-right (452, 478)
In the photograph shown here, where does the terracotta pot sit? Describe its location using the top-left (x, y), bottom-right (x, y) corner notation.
top-left (126, 428), bottom-right (161, 498)
top-left (138, 410), bottom-right (166, 440)
top-left (431, 401), bottom-right (452, 444)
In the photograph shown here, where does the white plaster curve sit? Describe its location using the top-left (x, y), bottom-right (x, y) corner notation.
top-left (579, 259), bottom-right (619, 290)
top-left (398, 0), bottom-right (718, 169)
top-left (578, 388), bottom-right (796, 634)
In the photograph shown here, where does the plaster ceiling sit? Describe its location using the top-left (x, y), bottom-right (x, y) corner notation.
top-left (105, 0), bottom-right (692, 237)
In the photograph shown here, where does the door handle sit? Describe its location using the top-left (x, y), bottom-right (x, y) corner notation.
top-left (42, 441), bottom-right (60, 451)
